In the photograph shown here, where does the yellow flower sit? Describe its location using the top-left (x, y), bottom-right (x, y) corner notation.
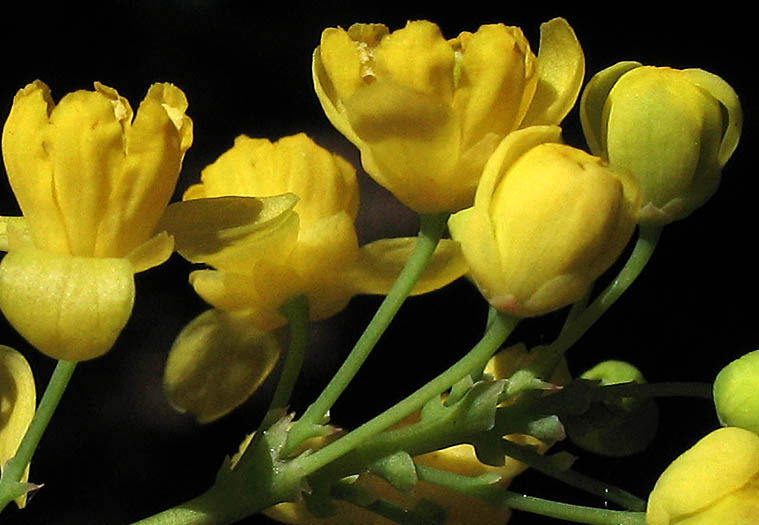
top-left (581, 63), bottom-right (742, 224)
top-left (160, 133), bottom-right (466, 421)
top-left (713, 350), bottom-right (759, 434)
top-left (0, 81), bottom-right (192, 361)
top-left (313, 17), bottom-right (584, 213)
top-left (449, 126), bottom-right (639, 317)
top-left (162, 133), bottom-right (466, 330)
top-left (647, 427), bottom-right (759, 524)
top-left (0, 345), bottom-right (36, 508)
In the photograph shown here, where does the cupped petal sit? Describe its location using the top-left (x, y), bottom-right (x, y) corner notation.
top-left (125, 231), bottom-right (175, 273)
top-left (96, 82), bottom-right (193, 257)
top-left (347, 238), bottom-right (468, 295)
top-left (1, 81), bottom-right (75, 255)
top-left (579, 61), bottom-right (641, 157)
top-left (521, 18), bottom-right (585, 127)
top-left (0, 345), bottom-right (36, 508)
top-left (344, 79), bottom-right (463, 212)
top-left (453, 24), bottom-right (538, 148)
top-left (0, 246), bottom-right (135, 361)
top-left (187, 134), bottom-right (359, 228)
top-left (158, 194), bottom-right (300, 275)
top-left (373, 20), bottom-right (455, 101)
top-left (164, 309), bottom-right (280, 423)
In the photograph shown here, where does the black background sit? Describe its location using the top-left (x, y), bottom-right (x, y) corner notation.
top-left (1, 2), bottom-right (755, 524)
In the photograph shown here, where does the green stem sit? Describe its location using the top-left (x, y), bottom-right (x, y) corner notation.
top-left (415, 464), bottom-right (647, 525)
top-left (284, 212), bottom-right (450, 454)
top-left (499, 439), bottom-right (646, 511)
top-left (259, 295), bottom-right (310, 431)
top-left (291, 312), bottom-right (519, 477)
top-left (0, 360), bottom-right (77, 510)
top-left (532, 225), bottom-right (662, 378)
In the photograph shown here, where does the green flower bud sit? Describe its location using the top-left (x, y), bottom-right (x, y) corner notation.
top-left (581, 62), bottom-right (742, 225)
top-left (565, 360), bottom-right (658, 457)
top-left (713, 350), bottom-right (759, 434)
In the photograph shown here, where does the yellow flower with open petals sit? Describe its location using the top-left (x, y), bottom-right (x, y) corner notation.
top-left (0, 345), bottom-right (36, 508)
top-left (313, 17), bottom-right (584, 213)
top-left (0, 81), bottom-right (192, 361)
top-left (163, 133), bottom-right (466, 331)
top-left (647, 427), bottom-right (759, 524)
top-left (160, 133), bottom-right (466, 421)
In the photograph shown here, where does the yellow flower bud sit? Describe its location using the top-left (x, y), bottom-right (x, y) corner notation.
top-left (581, 63), bottom-right (742, 224)
top-left (647, 427), bottom-right (759, 524)
top-left (162, 133), bottom-right (466, 331)
top-left (0, 81), bottom-right (192, 360)
top-left (313, 18), bottom-right (584, 213)
top-left (714, 350), bottom-right (759, 434)
top-left (449, 126), bottom-right (639, 317)
top-left (0, 346), bottom-right (36, 508)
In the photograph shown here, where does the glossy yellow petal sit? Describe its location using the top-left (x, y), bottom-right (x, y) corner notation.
top-left (158, 195), bottom-right (300, 275)
top-left (125, 231), bottom-right (175, 274)
top-left (164, 309), bottom-right (280, 423)
top-left (0, 345), bottom-right (36, 508)
top-left (0, 246), bottom-right (135, 361)
top-left (521, 18), bottom-right (585, 127)
top-left (347, 238), bottom-right (467, 295)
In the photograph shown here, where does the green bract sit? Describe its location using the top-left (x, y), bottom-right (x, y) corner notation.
top-left (581, 63), bottom-right (742, 225)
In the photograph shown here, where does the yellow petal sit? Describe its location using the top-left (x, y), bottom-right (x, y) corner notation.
top-left (521, 18), bottom-right (585, 127)
top-left (95, 82), bottom-right (193, 257)
top-left (347, 238), bottom-right (468, 295)
top-left (452, 24), bottom-right (538, 148)
top-left (2, 81), bottom-right (72, 255)
top-left (164, 309), bottom-right (280, 423)
top-left (373, 20), bottom-right (455, 101)
top-left (158, 194), bottom-right (300, 275)
top-left (0, 246), bottom-right (135, 361)
top-left (0, 345), bottom-right (36, 508)
top-left (647, 427), bottom-right (759, 522)
top-left (126, 231), bottom-right (175, 273)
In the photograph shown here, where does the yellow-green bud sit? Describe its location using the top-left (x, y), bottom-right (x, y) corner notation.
top-left (713, 350), bottom-right (759, 434)
top-left (581, 63), bottom-right (742, 225)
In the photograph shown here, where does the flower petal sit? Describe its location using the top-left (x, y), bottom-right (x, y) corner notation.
top-left (521, 18), bottom-right (585, 127)
top-left (347, 238), bottom-right (467, 295)
top-left (0, 246), bottom-right (135, 361)
top-left (164, 309), bottom-right (280, 423)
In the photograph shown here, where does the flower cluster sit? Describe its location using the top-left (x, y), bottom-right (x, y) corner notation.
top-left (0, 11), bottom-right (745, 525)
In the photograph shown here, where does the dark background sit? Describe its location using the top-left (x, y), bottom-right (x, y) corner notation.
top-left (1, 2), bottom-right (754, 524)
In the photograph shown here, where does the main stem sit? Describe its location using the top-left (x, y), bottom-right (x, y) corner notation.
top-left (284, 212), bottom-right (450, 454)
top-left (0, 360), bottom-right (77, 510)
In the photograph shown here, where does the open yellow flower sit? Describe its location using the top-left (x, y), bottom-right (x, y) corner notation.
top-left (313, 17), bottom-right (584, 213)
top-left (647, 427), bottom-right (759, 524)
top-left (0, 345), bottom-right (36, 508)
top-left (0, 80), bottom-right (192, 361)
top-left (163, 133), bottom-right (466, 330)
top-left (449, 126), bottom-right (640, 317)
top-left (160, 133), bottom-right (466, 421)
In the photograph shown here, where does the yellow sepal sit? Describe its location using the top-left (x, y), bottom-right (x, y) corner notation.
top-left (0, 246), bottom-right (135, 361)
top-left (0, 345), bottom-right (36, 508)
top-left (164, 309), bottom-right (280, 423)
